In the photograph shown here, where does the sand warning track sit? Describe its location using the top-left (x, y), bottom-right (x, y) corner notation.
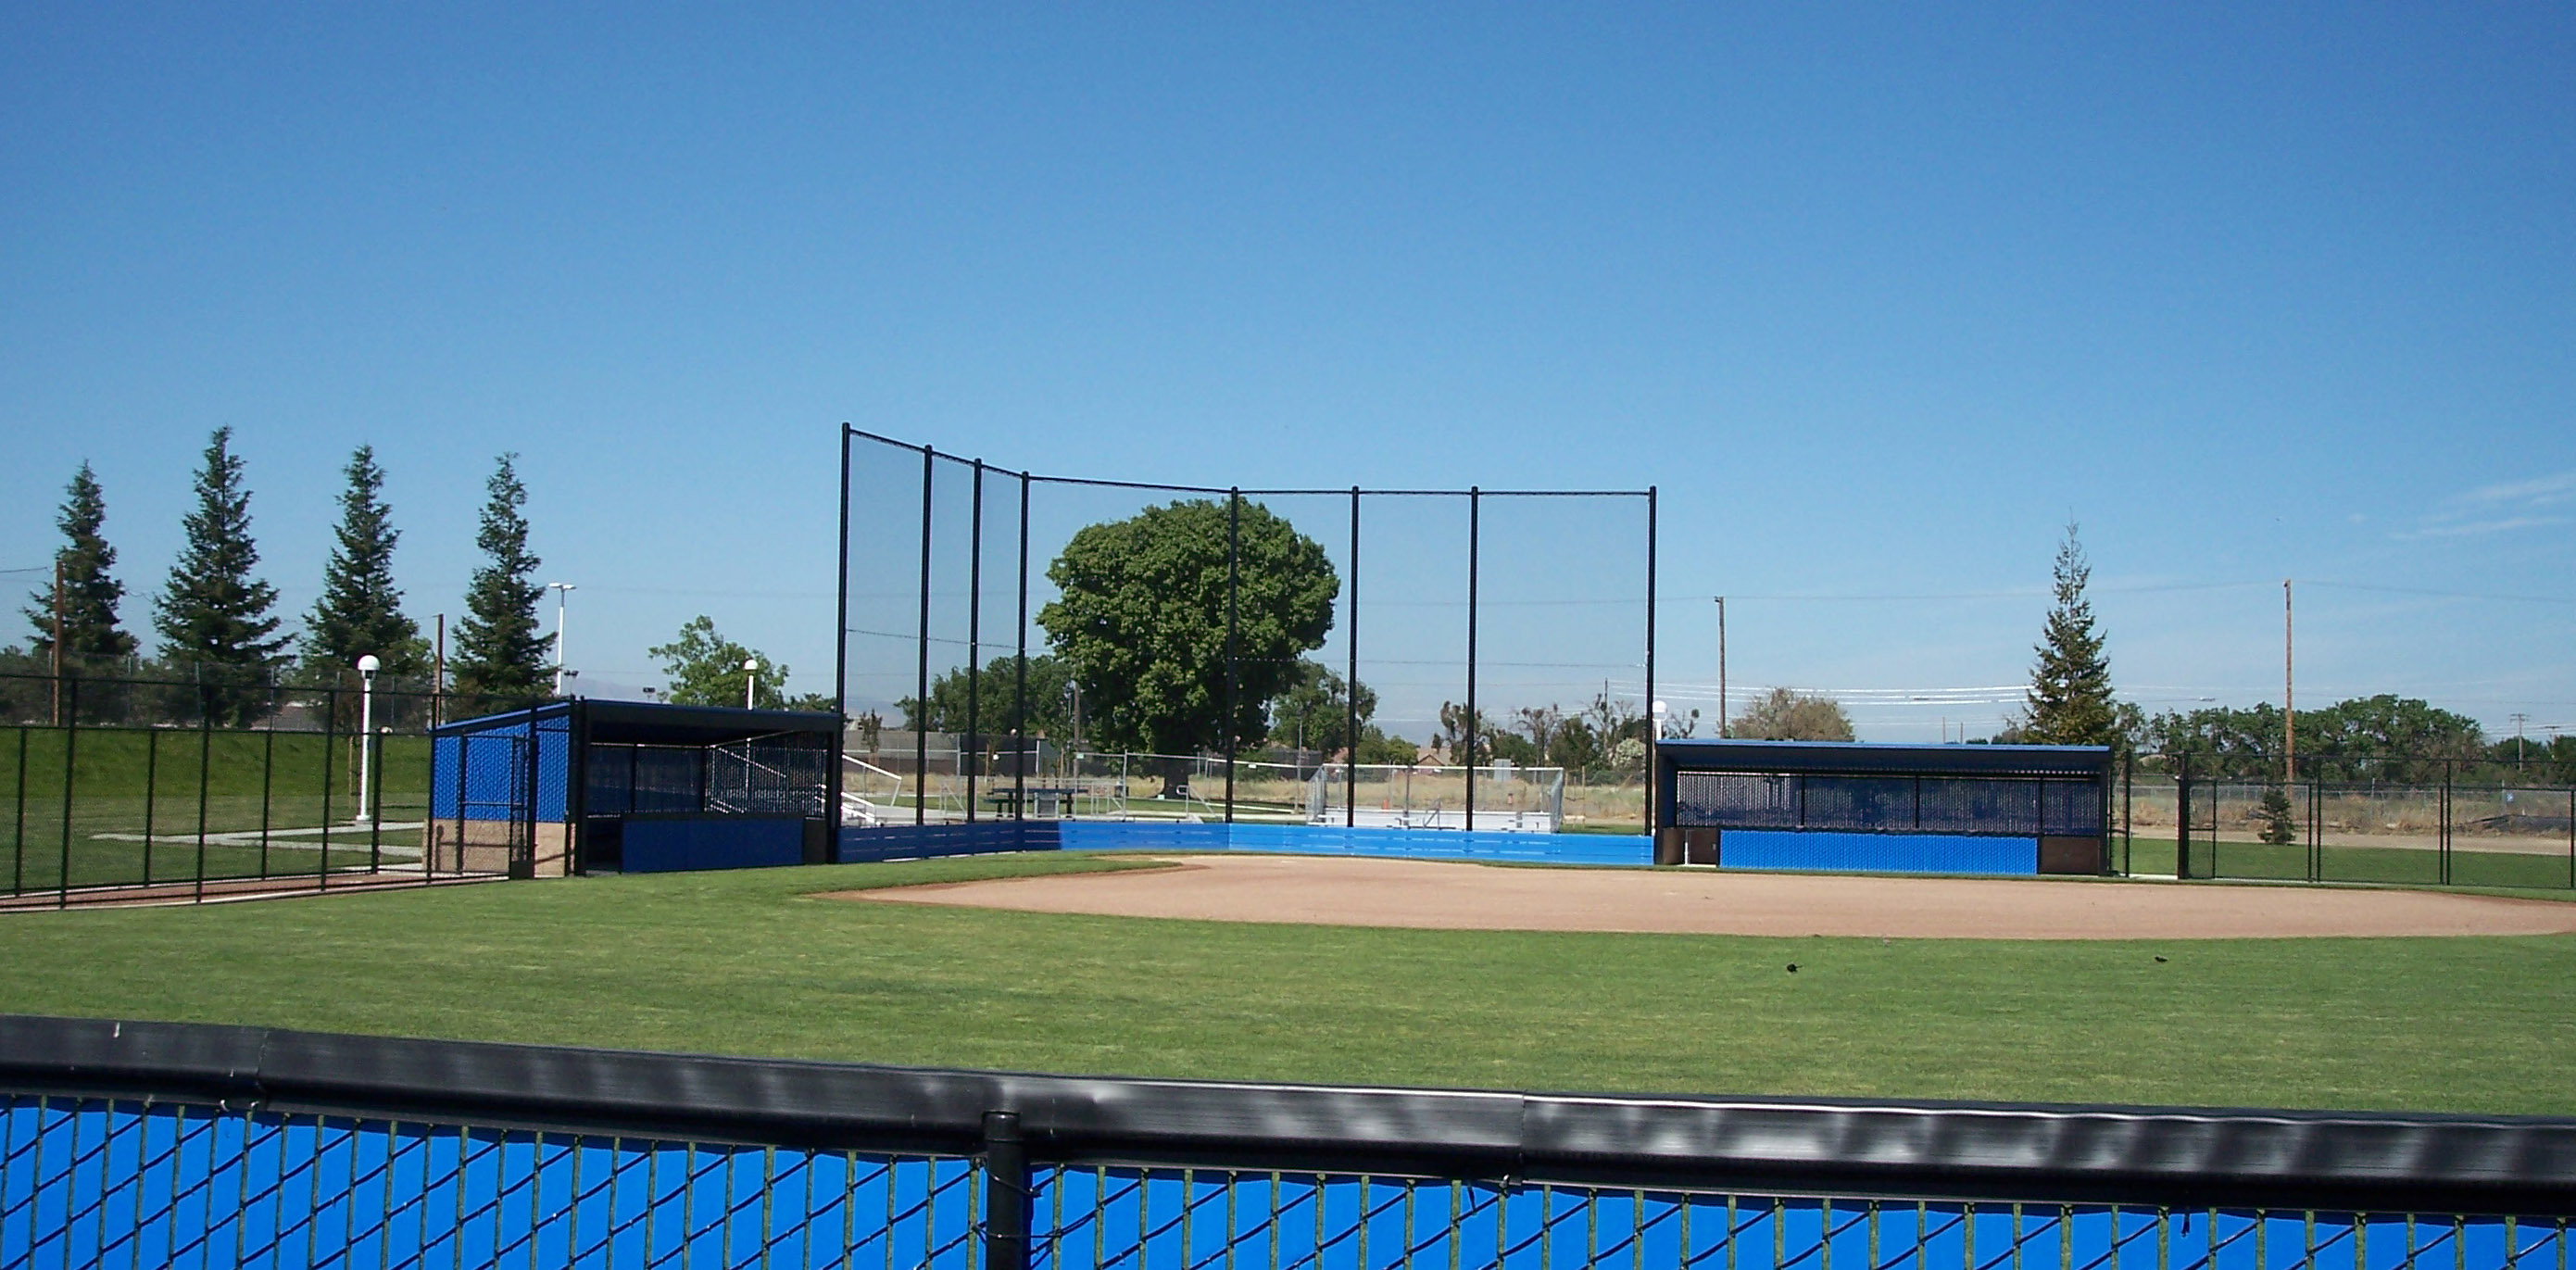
top-left (844, 854), bottom-right (2576, 939)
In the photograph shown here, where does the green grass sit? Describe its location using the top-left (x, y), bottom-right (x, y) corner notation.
top-left (4, 851), bottom-right (2573, 1114)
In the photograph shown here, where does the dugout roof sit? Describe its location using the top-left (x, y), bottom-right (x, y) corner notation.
top-left (433, 699), bottom-right (838, 747)
top-left (1657, 738), bottom-right (2112, 779)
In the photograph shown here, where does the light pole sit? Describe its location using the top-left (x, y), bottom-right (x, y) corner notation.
top-left (548, 583), bottom-right (576, 696)
top-left (744, 658), bottom-right (760, 710)
top-left (355, 655), bottom-right (380, 824)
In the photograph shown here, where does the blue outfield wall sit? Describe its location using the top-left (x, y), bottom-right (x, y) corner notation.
top-left (1719, 830), bottom-right (2038, 875)
top-left (835, 821), bottom-right (1652, 867)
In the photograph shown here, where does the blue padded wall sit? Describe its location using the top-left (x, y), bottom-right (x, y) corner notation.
top-left (838, 821), bottom-right (1650, 867)
top-left (839, 821), bottom-right (1062, 862)
top-left (1720, 830), bottom-right (2037, 874)
top-left (621, 817), bottom-right (807, 874)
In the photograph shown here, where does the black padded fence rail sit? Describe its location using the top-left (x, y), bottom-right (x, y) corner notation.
top-left (5, 1015), bottom-right (2576, 1218)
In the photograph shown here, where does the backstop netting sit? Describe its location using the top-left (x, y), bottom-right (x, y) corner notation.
top-left (837, 429), bottom-right (1655, 835)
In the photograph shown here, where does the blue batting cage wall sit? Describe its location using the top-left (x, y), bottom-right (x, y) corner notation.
top-left (1655, 739), bottom-right (2114, 875)
top-left (429, 706), bottom-right (573, 824)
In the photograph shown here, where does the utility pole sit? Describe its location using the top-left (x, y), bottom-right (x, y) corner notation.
top-left (1714, 596), bottom-right (1728, 739)
top-left (2511, 712), bottom-right (2530, 773)
top-left (2283, 579), bottom-right (2295, 786)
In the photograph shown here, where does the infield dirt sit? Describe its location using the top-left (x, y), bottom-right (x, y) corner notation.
top-left (845, 853), bottom-right (2576, 939)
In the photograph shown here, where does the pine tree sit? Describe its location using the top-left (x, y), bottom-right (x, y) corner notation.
top-left (450, 453), bottom-right (549, 703)
top-left (155, 427), bottom-right (289, 724)
top-left (23, 461), bottom-right (138, 671)
top-left (2256, 786), bottom-right (2297, 845)
top-left (303, 445), bottom-right (427, 680)
top-left (2022, 522), bottom-right (2119, 747)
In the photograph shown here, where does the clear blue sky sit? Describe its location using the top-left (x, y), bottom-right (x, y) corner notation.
top-left (5, 6), bottom-right (2570, 742)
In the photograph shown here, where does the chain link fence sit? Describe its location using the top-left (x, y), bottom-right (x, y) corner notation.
top-left (0, 672), bottom-right (549, 907)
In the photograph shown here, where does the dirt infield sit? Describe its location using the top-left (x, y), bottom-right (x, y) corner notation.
top-left (848, 854), bottom-right (2576, 939)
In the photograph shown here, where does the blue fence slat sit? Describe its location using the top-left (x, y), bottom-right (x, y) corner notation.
top-left (6, 1096), bottom-right (2564, 1270)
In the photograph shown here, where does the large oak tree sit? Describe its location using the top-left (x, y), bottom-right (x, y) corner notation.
top-left (1037, 499), bottom-right (1337, 782)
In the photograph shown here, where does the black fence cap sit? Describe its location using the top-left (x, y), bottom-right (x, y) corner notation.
top-left (1658, 738), bottom-right (2113, 778)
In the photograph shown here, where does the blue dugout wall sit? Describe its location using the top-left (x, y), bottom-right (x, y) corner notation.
top-left (1656, 739), bottom-right (2115, 876)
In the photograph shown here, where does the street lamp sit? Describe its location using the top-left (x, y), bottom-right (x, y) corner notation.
top-left (744, 658), bottom-right (761, 710)
top-left (354, 655), bottom-right (381, 824)
top-left (547, 583), bottom-right (576, 696)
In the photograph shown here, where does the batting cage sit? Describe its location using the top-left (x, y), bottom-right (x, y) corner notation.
top-left (1655, 739), bottom-right (2115, 874)
top-left (429, 700), bottom-right (834, 876)
top-left (836, 428), bottom-right (1658, 864)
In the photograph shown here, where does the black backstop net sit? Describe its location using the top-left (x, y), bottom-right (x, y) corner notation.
top-left (836, 429), bottom-right (1657, 834)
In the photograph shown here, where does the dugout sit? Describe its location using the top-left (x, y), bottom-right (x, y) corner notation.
top-left (427, 700), bottom-right (836, 876)
top-left (1654, 739), bottom-right (2113, 875)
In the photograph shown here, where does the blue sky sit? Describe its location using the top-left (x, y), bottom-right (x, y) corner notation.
top-left (4, 5), bottom-right (2570, 743)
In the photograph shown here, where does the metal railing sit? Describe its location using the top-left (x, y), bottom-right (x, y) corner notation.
top-left (4, 1015), bottom-right (2572, 1270)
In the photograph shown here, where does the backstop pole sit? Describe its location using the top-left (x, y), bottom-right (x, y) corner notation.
top-left (965, 459), bottom-right (983, 823)
top-left (1225, 490), bottom-right (1239, 824)
top-left (916, 447), bottom-right (934, 826)
top-left (831, 426), bottom-right (851, 844)
top-left (1644, 485), bottom-right (1657, 836)
top-left (1015, 472), bottom-right (1029, 824)
top-left (1346, 487), bottom-right (1359, 829)
top-left (1464, 488), bottom-right (1478, 833)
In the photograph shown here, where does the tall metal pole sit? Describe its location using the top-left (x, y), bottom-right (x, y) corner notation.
top-left (1015, 472), bottom-right (1029, 824)
top-left (831, 426), bottom-right (852, 844)
top-left (1464, 488), bottom-right (1478, 833)
top-left (1346, 487), bottom-right (1360, 829)
top-left (1643, 487), bottom-right (1657, 835)
top-left (916, 447), bottom-right (935, 825)
top-left (1224, 490), bottom-right (1239, 824)
top-left (965, 459), bottom-right (984, 824)
top-left (2283, 579), bottom-right (2294, 786)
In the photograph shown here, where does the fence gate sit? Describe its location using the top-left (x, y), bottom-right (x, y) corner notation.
top-left (438, 730), bottom-right (534, 880)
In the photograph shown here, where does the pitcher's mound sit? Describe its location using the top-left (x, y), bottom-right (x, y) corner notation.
top-left (845, 854), bottom-right (2576, 939)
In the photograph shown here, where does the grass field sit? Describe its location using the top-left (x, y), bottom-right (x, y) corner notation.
top-left (3, 851), bottom-right (2572, 1115)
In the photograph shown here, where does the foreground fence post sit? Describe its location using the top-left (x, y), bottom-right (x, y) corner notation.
top-left (983, 1110), bottom-right (1029, 1270)
top-left (2174, 755), bottom-right (2192, 880)
top-left (57, 679), bottom-right (77, 907)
